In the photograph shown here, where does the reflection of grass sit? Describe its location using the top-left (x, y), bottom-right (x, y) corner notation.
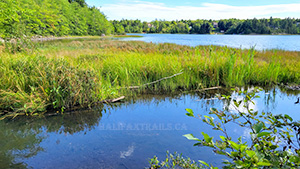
top-left (0, 120), bottom-right (44, 168)
top-left (0, 39), bottom-right (300, 118)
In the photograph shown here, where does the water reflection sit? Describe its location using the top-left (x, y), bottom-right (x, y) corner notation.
top-left (0, 106), bottom-right (104, 168)
top-left (120, 144), bottom-right (135, 159)
top-left (0, 121), bottom-right (44, 169)
top-left (0, 86), bottom-right (299, 168)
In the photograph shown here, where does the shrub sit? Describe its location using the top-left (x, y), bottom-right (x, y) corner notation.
top-left (184, 88), bottom-right (300, 168)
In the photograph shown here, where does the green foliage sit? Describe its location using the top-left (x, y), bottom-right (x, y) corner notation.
top-left (148, 152), bottom-right (206, 169)
top-left (184, 88), bottom-right (300, 168)
top-left (0, 0), bottom-right (112, 38)
top-left (111, 17), bottom-right (300, 35)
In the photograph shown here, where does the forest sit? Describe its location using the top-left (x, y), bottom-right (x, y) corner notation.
top-left (0, 0), bottom-right (113, 38)
top-left (1, 0), bottom-right (300, 38)
top-left (112, 17), bottom-right (300, 35)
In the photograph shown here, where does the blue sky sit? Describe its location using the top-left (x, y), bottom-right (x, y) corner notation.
top-left (86, 0), bottom-right (300, 21)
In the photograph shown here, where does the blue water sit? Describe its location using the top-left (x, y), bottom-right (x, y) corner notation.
top-left (124, 34), bottom-right (300, 51)
top-left (1, 87), bottom-right (299, 169)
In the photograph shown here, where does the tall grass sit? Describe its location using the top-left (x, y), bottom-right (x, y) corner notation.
top-left (1, 39), bottom-right (299, 118)
top-left (0, 54), bottom-right (112, 119)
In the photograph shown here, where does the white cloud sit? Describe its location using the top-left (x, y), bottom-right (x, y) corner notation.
top-left (100, 1), bottom-right (300, 21)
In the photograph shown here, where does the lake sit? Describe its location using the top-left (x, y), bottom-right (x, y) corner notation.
top-left (1, 35), bottom-right (300, 168)
top-left (1, 87), bottom-right (299, 168)
top-left (124, 34), bottom-right (300, 51)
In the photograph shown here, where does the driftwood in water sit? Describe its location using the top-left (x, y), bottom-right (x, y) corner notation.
top-left (100, 96), bottom-right (125, 103)
top-left (286, 85), bottom-right (300, 91)
top-left (122, 72), bottom-right (184, 89)
top-left (193, 86), bottom-right (222, 92)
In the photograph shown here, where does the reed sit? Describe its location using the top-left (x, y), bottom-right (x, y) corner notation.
top-left (1, 39), bottom-right (299, 118)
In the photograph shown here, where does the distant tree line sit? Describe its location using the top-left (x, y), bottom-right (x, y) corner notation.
top-left (1, 0), bottom-right (299, 38)
top-left (111, 17), bottom-right (300, 35)
top-left (0, 0), bottom-right (113, 38)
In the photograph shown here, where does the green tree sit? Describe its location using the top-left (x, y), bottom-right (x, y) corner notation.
top-left (68, 0), bottom-right (86, 7)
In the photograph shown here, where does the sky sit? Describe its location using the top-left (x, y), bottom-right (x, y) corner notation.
top-left (85, 0), bottom-right (300, 21)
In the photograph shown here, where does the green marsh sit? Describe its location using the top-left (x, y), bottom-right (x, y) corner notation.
top-left (0, 39), bottom-right (299, 118)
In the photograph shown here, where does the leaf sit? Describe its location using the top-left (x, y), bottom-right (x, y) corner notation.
top-left (230, 151), bottom-right (239, 157)
top-left (284, 114), bottom-right (293, 121)
top-left (202, 132), bottom-right (212, 142)
top-left (194, 142), bottom-right (201, 146)
top-left (210, 108), bottom-right (218, 113)
top-left (219, 136), bottom-right (226, 141)
top-left (183, 134), bottom-right (201, 141)
top-left (253, 122), bottom-right (263, 134)
top-left (246, 150), bottom-right (256, 158)
top-left (270, 145), bottom-right (277, 150)
top-left (198, 160), bottom-right (210, 167)
top-left (257, 132), bottom-right (271, 138)
top-left (257, 161), bottom-right (271, 166)
top-left (289, 155), bottom-right (298, 163)
top-left (215, 150), bottom-right (227, 155)
top-left (240, 144), bottom-right (247, 152)
top-left (228, 141), bottom-right (239, 151)
top-left (185, 108), bottom-right (195, 117)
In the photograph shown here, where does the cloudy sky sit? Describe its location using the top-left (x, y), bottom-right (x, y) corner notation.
top-left (85, 0), bottom-right (300, 21)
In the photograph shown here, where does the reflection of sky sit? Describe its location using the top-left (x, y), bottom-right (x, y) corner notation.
top-left (226, 95), bottom-right (258, 114)
top-left (21, 87), bottom-right (300, 168)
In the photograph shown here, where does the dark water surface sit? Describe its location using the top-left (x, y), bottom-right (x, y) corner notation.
top-left (1, 87), bottom-right (299, 169)
top-left (124, 34), bottom-right (300, 51)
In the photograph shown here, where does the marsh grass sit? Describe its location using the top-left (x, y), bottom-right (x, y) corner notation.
top-left (0, 54), bottom-right (109, 119)
top-left (1, 39), bottom-right (299, 118)
top-left (113, 35), bottom-right (143, 38)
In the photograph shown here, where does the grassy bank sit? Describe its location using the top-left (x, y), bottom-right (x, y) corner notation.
top-left (0, 39), bottom-right (299, 118)
top-left (113, 35), bottom-right (143, 38)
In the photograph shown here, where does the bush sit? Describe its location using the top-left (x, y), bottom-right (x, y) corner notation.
top-left (184, 88), bottom-right (300, 168)
top-left (148, 151), bottom-right (205, 169)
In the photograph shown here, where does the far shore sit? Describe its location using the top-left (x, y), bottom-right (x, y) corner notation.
top-left (2, 32), bottom-right (299, 43)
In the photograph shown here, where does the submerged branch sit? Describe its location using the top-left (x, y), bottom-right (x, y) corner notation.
top-left (193, 86), bottom-right (222, 92)
top-left (122, 72), bottom-right (184, 89)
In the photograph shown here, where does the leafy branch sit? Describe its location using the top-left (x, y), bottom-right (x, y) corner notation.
top-left (184, 87), bottom-right (300, 168)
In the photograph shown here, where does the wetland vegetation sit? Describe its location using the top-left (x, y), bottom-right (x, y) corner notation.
top-left (0, 38), bottom-right (299, 119)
